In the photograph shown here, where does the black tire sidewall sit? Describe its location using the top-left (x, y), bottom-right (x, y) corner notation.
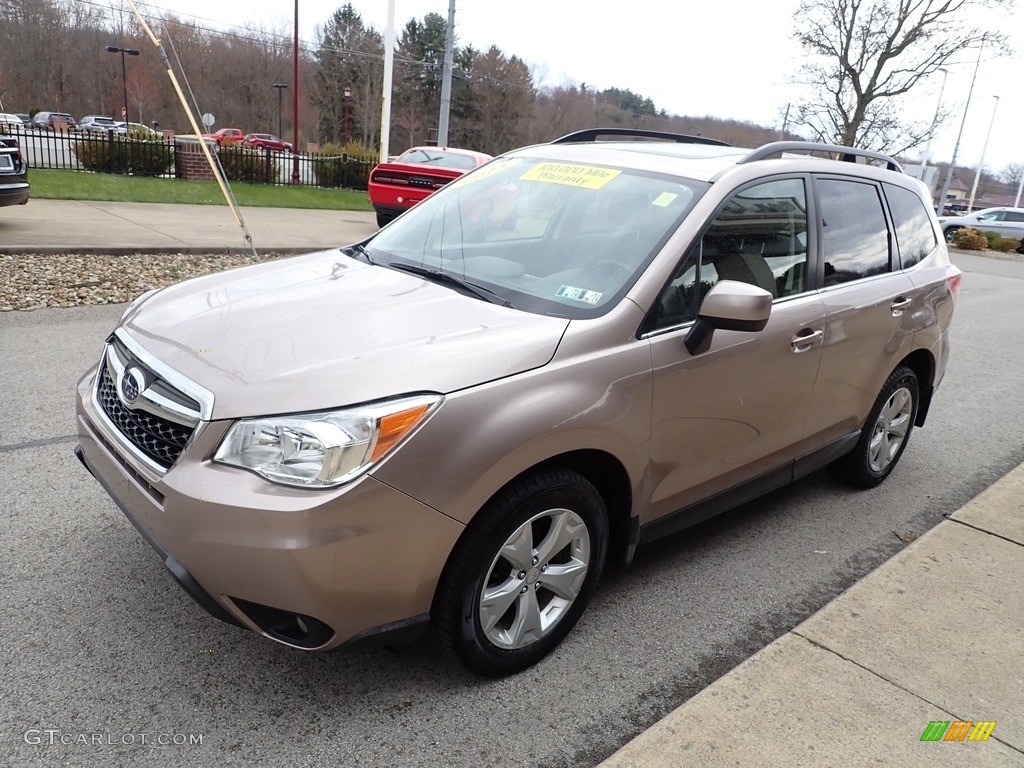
top-left (845, 366), bottom-right (919, 487)
top-left (441, 471), bottom-right (608, 677)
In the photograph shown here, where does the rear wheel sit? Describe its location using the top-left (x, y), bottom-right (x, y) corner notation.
top-left (830, 365), bottom-right (919, 489)
top-left (944, 227), bottom-right (961, 244)
top-left (433, 469), bottom-right (608, 677)
top-left (375, 211), bottom-right (391, 228)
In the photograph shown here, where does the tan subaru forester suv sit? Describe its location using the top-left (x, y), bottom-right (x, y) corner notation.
top-left (75, 129), bottom-right (962, 676)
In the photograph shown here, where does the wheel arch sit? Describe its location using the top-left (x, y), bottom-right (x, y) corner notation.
top-left (897, 348), bottom-right (935, 426)
top-left (431, 449), bottom-right (635, 617)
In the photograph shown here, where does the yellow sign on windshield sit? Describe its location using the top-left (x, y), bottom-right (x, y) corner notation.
top-left (520, 163), bottom-right (621, 190)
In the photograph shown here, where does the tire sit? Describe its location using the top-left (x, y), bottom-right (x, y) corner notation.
top-left (375, 211), bottom-right (391, 228)
top-left (829, 365), bottom-right (919, 489)
top-left (944, 227), bottom-right (961, 244)
top-left (433, 469), bottom-right (609, 677)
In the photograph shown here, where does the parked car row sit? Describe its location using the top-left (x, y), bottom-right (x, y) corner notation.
top-left (200, 127), bottom-right (293, 152)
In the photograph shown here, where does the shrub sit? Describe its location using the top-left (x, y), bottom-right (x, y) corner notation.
top-left (217, 144), bottom-right (278, 183)
top-left (310, 141), bottom-right (375, 190)
top-left (72, 134), bottom-right (173, 177)
top-left (950, 227), bottom-right (988, 250)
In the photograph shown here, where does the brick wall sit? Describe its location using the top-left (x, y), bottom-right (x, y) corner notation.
top-left (175, 138), bottom-right (216, 180)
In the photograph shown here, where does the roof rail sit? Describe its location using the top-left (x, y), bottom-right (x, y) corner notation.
top-left (550, 128), bottom-right (731, 147)
top-left (740, 141), bottom-right (903, 172)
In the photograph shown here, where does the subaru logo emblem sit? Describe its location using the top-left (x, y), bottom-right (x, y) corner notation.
top-left (120, 367), bottom-right (145, 404)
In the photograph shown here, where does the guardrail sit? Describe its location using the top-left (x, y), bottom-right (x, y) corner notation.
top-left (0, 125), bottom-right (373, 191)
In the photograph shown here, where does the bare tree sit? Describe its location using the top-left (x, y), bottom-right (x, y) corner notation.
top-left (792, 0), bottom-right (1013, 153)
top-left (1000, 162), bottom-right (1024, 186)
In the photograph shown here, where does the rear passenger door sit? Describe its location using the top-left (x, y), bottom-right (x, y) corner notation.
top-left (803, 176), bottom-right (917, 447)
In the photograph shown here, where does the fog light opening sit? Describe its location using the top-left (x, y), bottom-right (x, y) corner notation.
top-left (230, 597), bottom-right (333, 649)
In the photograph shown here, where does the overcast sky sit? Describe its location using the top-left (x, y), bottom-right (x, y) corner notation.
top-left (143, 0), bottom-right (1022, 177)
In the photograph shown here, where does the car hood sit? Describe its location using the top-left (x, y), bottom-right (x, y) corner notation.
top-left (121, 250), bottom-right (569, 420)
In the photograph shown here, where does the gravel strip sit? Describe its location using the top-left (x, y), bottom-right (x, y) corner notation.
top-left (0, 252), bottom-right (291, 311)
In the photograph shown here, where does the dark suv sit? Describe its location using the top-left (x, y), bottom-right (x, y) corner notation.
top-left (0, 136), bottom-right (29, 207)
top-left (31, 111), bottom-right (77, 131)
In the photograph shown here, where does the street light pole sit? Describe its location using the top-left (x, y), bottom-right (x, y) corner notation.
top-left (106, 45), bottom-right (140, 125)
top-left (272, 82), bottom-right (288, 139)
top-left (291, 0), bottom-right (300, 184)
top-left (967, 95), bottom-right (1000, 213)
top-left (937, 44), bottom-right (984, 215)
top-left (343, 85), bottom-right (351, 145)
top-left (920, 67), bottom-right (947, 202)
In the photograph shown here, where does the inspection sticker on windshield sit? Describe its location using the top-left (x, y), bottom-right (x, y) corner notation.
top-left (521, 163), bottom-right (620, 190)
top-left (652, 191), bottom-right (679, 207)
top-left (557, 285), bottom-right (603, 304)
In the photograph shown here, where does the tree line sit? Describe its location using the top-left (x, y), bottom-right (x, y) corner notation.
top-left (0, 0), bottom-right (1017, 192)
top-left (0, 0), bottom-right (788, 157)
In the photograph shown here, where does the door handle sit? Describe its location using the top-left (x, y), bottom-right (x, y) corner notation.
top-left (891, 296), bottom-right (912, 315)
top-left (791, 329), bottom-right (823, 350)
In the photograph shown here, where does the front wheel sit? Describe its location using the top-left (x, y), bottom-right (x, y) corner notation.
top-left (433, 469), bottom-right (608, 677)
top-left (829, 365), bottom-right (919, 489)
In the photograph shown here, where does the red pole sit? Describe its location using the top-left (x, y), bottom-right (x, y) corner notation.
top-left (291, 0), bottom-right (300, 184)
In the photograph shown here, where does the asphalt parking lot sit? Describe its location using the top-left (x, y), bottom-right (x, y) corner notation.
top-left (2, 249), bottom-right (1023, 767)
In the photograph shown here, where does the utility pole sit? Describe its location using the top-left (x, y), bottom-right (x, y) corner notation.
top-left (436, 0), bottom-right (456, 147)
top-left (967, 95), bottom-right (999, 212)
top-left (380, 0), bottom-right (395, 163)
top-left (937, 44), bottom-right (984, 214)
top-left (291, 0), bottom-right (300, 184)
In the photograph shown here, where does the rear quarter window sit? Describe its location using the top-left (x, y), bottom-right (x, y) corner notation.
top-left (883, 183), bottom-right (937, 269)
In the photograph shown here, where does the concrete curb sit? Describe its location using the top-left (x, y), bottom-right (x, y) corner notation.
top-left (600, 461), bottom-right (1024, 767)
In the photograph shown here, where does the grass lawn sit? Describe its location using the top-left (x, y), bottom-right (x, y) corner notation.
top-left (29, 169), bottom-right (374, 211)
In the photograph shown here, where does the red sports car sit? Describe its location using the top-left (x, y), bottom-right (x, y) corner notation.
top-left (244, 133), bottom-right (293, 152)
top-left (368, 146), bottom-right (492, 227)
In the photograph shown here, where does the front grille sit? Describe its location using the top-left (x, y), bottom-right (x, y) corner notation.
top-left (96, 361), bottom-right (194, 469)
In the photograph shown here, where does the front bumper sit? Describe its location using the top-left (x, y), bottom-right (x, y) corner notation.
top-left (75, 365), bottom-right (465, 651)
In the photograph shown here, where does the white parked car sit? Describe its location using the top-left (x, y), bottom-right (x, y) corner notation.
top-left (79, 115), bottom-right (120, 134)
top-left (937, 207), bottom-right (1024, 243)
top-left (0, 112), bottom-right (24, 130)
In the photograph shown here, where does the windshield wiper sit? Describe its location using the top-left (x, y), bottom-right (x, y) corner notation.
top-left (341, 242), bottom-right (374, 264)
top-left (389, 262), bottom-right (515, 308)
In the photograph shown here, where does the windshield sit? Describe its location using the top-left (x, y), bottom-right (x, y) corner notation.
top-left (366, 156), bottom-right (706, 318)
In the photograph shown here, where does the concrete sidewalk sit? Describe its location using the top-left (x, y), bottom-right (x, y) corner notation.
top-left (601, 462), bottom-right (1024, 767)
top-left (0, 198), bottom-right (378, 254)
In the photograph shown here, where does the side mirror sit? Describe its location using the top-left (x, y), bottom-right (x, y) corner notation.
top-left (685, 280), bottom-right (773, 355)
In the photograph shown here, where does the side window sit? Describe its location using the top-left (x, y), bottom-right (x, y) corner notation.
top-left (651, 178), bottom-right (808, 331)
top-left (883, 182), bottom-right (937, 269)
top-left (1004, 212), bottom-right (1024, 223)
top-left (818, 179), bottom-right (890, 285)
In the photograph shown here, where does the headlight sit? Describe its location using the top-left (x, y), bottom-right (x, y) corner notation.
top-left (213, 394), bottom-right (442, 488)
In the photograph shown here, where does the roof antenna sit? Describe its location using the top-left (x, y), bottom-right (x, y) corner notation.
top-left (122, 0), bottom-right (260, 261)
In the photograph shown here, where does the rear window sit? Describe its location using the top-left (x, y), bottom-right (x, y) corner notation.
top-left (398, 149), bottom-right (479, 170)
